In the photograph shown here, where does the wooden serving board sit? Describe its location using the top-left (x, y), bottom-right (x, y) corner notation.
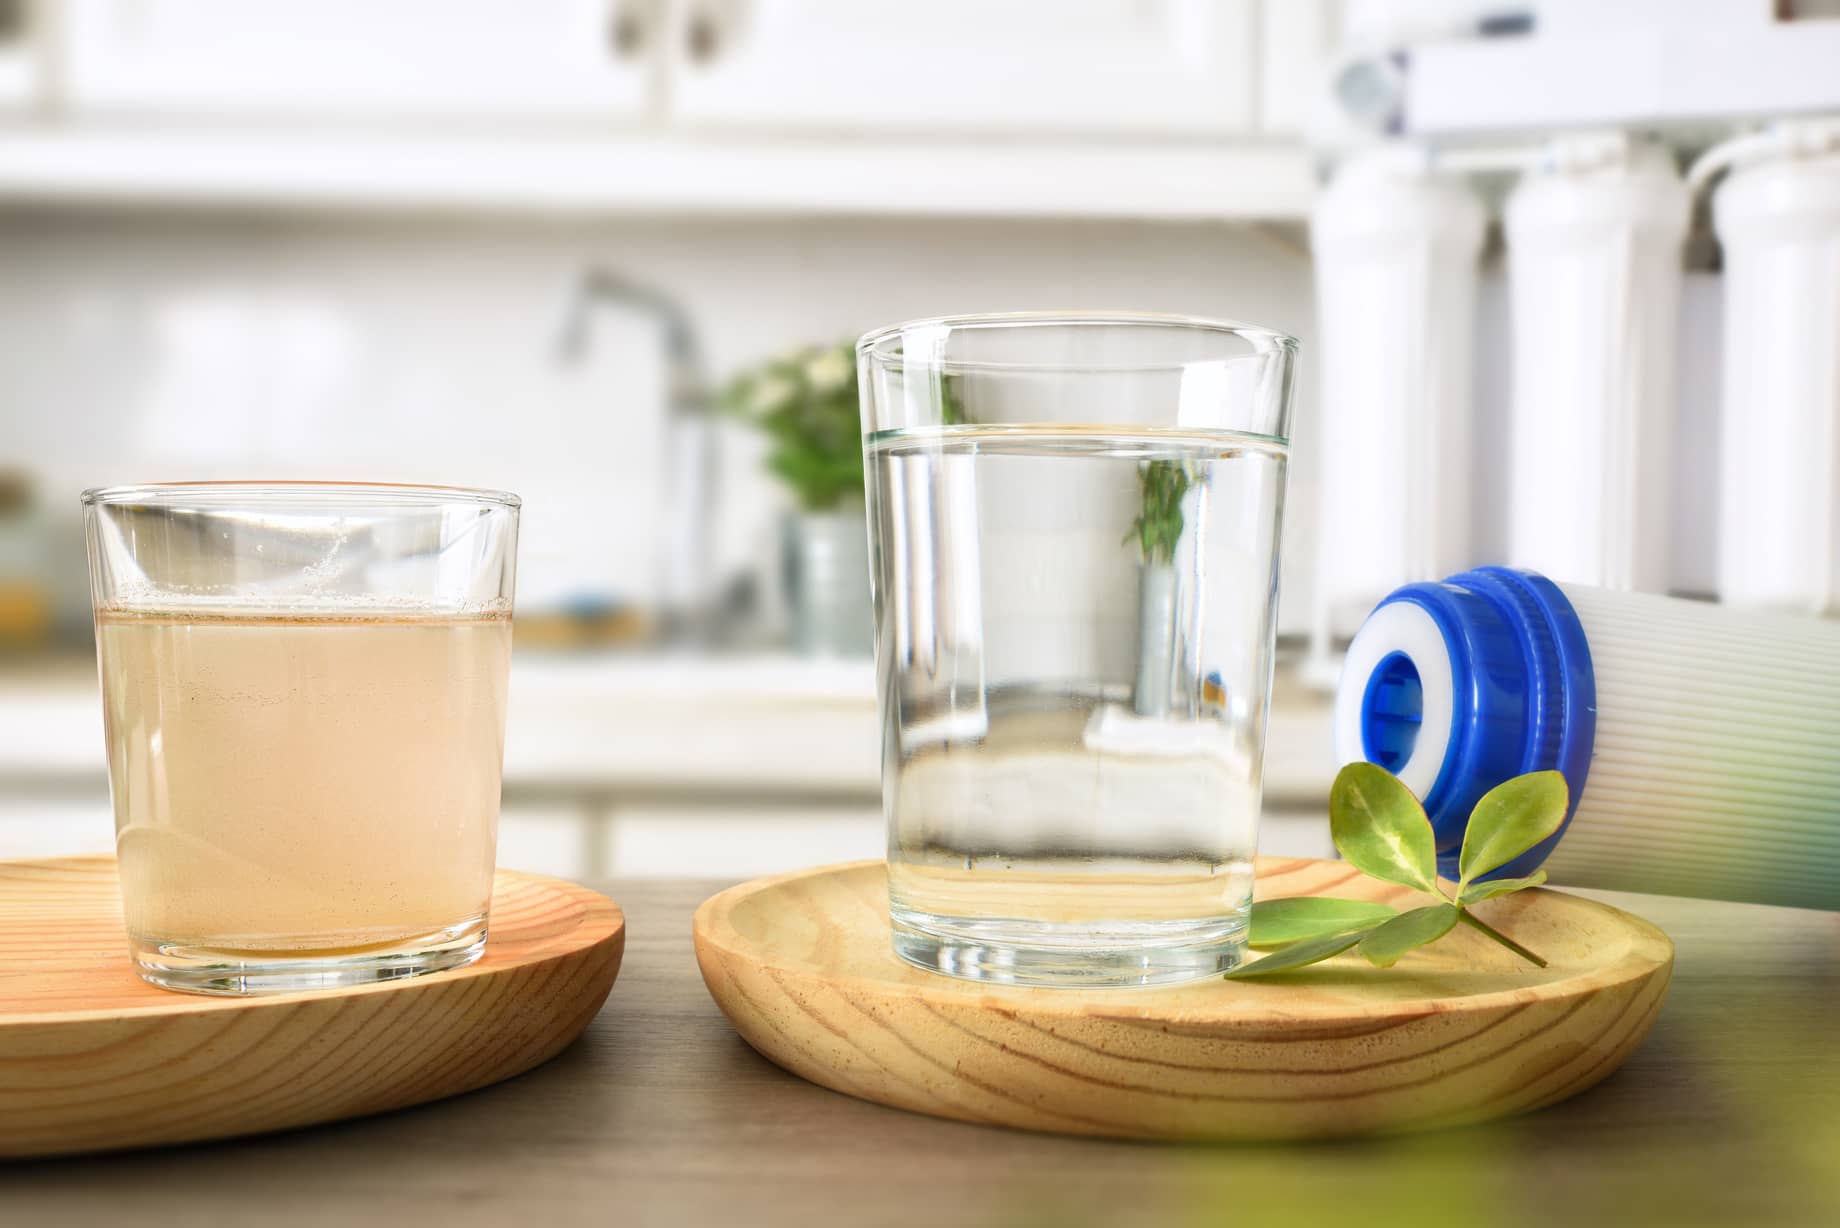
top-left (694, 858), bottom-right (1673, 1141)
top-left (0, 857), bottom-right (624, 1158)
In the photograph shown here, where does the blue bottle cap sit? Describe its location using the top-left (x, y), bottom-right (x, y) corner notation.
top-left (1336, 567), bottom-right (1596, 880)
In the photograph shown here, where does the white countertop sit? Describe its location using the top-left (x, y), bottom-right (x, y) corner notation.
top-left (0, 653), bottom-right (1337, 805)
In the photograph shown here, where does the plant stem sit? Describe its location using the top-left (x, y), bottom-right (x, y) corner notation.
top-left (1457, 908), bottom-right (1548, 968)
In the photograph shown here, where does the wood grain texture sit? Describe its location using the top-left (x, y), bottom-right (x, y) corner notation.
top-left (4, 877), bottom-right (1836, 1228)
top-left (694, 857), bottom-right (1674, 1141)
top-left (0, 856), bottom-right (625, 1158)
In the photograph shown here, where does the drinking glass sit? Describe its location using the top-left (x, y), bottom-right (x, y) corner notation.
top-left (82, 482), bottom-right (519, 995)
top-left (858, 313), bottom-right (1296, 987)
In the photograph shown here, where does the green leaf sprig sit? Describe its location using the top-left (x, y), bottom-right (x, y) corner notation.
top-left (722, 345), bottom-right (970, 510)
top-left (1125, 459), bottom-right (1199, 565)
top-left (1227, 763), bottom-right (1569, 979)
top-left (721, 340), bottom-right (864, 512)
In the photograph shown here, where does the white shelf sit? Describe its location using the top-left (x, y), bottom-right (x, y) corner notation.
top-left (0, 654), bottom-right (1336, 803)
top-left (0, 129), bottom-right (1315, 221)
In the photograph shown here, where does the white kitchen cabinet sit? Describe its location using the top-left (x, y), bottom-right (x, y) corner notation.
top-left (61, 0), bottom-right (654, 120)
top-left (667, 0), bottom-right (1257, 136)
top-left (1258, 0), bottom-right (1337, 134)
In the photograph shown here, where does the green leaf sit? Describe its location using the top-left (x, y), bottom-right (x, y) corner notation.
top-left (1329, 762), bottom-right (1440, 894)
top-left (1225, 928), bottom-right (1372, 979)
top-left (722, 338), bottom-right (866, 509)
top-left (1248, 897), bottom-right (1398, 948)
top-left (1457, 771), bottom-right (1570, 886)
top-left (1130, 460), bottom-right (1200, 565)
top-left (1458, 871), bottom-right (1548, 906)
top-left (1357, 904), bottom-right (1461, 968)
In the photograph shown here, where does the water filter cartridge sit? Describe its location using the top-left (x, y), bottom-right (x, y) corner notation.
top-left (1709, 121), bottom-right (1840, 613)
top-left (1309, 148), bottom-right (1485, 653)
top-left (1334, 567), bottom-right (1840, 910)
top-left (1504, 139), bottom-right (1688, 591)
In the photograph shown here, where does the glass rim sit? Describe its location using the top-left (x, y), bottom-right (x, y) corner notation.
top-left (856, 310), bottom-right (1300, 369)
top-left (79, 480), bottom-right (522, 510)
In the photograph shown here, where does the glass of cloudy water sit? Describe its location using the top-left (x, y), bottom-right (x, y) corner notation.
top-left (858, 314), bottom-right (1295, 987)
top-left (82, 483), bottom-right (518, 995)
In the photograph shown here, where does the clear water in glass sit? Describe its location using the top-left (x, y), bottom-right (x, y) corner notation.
top-left (867, 425), bottom-right (1286, 986)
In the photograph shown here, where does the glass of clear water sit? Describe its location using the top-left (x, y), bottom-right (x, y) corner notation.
top-left (83, 482), bottom-right (519, 995)
top-left (857, 313), bottom-right (1296, 987)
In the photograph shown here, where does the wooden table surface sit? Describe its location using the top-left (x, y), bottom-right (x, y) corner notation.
top-left (7, 877), bottom-right (1839, 1227)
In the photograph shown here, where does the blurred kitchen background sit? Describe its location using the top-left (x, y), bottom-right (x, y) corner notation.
top-left (3, 0), bottom-right (1838, 880)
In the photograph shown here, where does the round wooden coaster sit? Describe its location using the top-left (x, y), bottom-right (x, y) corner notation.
top-left (0, 857), bottom-right (624, 1157)
top-left (693, 858), bottom-right (1672, 1141)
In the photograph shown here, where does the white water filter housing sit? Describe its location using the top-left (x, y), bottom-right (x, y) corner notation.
top-left (1711, 121), bottom-right (1840, 613)
top-left (1310, 149), bottom-right (1485, 655)
top-left (1505, 139), bottom-right (1689, 591)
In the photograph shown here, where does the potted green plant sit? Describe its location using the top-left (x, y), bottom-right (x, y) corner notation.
top-left (1125, 460), bottom-right (1199, 716)
top-left (722, 341), bottom-right (873, 657)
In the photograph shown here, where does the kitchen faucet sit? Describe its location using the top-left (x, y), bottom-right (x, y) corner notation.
top-left (555, 268), bottom-right (722, 645)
